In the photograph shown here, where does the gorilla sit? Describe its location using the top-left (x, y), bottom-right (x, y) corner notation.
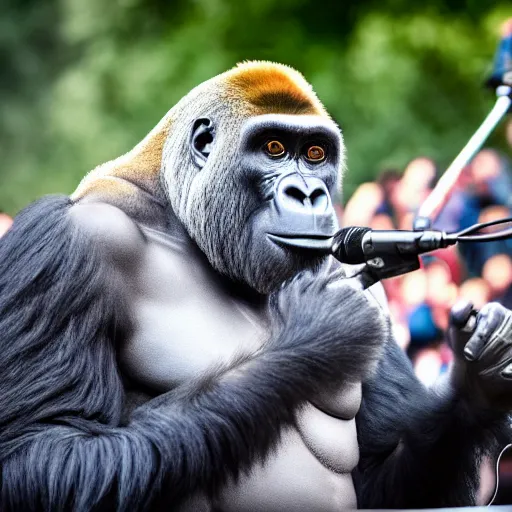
top-left (0, 61), bottom-right (511, 511)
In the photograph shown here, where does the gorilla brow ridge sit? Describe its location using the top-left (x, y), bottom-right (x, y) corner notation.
top-left (249, 91), bottom-right (319, 115)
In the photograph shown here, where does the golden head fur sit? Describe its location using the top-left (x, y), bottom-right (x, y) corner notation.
top-left (72, 61), bottom-right (333, 225)
top-left (223, 61), bottom-right (328, 116)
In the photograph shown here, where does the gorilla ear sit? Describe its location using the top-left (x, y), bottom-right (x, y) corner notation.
top-left (190, 118), bottom-right (215, 168)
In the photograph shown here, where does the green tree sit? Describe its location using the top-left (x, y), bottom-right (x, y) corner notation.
top-left (0, 0), bottom-right (511, 213)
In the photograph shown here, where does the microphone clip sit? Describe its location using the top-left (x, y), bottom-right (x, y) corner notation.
top-left (364, 252), bottom-right (421, 282)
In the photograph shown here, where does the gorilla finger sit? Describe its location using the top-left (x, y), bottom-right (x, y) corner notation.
top-left (478, 302), bottom-right (507, 332)
top-left (464, 319), bottom-right (491, 362)
top-left (448, 301), bottom-right (476, 356)
top-left (449, 300), bottom-right (475, 330)
top-left (492, 306), bottom-right (512, 342)
top-left (464, 305), bottom-right (506, 361)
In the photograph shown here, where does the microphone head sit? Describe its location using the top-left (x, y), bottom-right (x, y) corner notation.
top-left (486, 18), bottom-right (512, 89)
top-left (331, 227), bottom-right (369, 264)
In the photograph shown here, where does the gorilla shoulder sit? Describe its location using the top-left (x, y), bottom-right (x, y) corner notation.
top-left (70, 201), bottom-right (146, 270)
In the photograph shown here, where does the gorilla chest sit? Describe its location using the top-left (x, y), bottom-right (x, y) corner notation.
top-left (119, 240), bottom-right (267, 390)
top-left (120, 238), bottom-right (362, 510)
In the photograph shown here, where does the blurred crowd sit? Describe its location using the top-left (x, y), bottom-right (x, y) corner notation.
top-left (1, 142), bottom-right (511, 387)
top-left (343, 147), bottom-right (512, 386)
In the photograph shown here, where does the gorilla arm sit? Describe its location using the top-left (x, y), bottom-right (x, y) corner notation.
top-left (0, 196), bottom-right (387, 511)
top-left (354, 332), bottom-right (509, 509)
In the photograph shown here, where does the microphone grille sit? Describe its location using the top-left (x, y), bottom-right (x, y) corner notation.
top-left (331, 227), bottom-right (369, 264)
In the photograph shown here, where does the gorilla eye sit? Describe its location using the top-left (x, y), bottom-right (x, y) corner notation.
top-left (306, 145), bottom-right (326, 162)
top-left (266, 140), bottom-right (286, 157)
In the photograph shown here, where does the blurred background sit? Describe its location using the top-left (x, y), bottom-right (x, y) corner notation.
top-left (1, 0), bottom-right (512, 385)
top-left (1, 0), bottom-right (511, 211)
top-left (3, 0), bottom-right (512, 500)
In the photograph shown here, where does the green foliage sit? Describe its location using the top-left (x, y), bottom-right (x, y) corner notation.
top-left (0, 0), bottom-right (511, 213)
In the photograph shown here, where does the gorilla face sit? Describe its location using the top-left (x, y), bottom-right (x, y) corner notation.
top-left (179, 113), bottom-right (343, 294)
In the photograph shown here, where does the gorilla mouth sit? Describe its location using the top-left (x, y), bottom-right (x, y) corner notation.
top-left (267, 233), bottom-right (333, 253)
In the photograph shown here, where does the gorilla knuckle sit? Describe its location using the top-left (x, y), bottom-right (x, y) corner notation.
top-left (477, 302), bottom-right (511, 335)
top-left (480, 301), bottom-right (508, 318)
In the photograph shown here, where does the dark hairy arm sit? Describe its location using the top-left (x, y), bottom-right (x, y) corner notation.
top-left (0, 196), bottom-right (387, 511)
top-left (355, 338), bottom-right (510, 509)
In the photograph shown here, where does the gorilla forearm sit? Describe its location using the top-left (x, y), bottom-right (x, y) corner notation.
top-left (0, 196), bottom-right (386, 510)
top-left (356, 340), bottom-right (509, 509)
top-left (2, 343), bottom-right (374, 511)
top-left (2, 316), bottom-right (384, 510)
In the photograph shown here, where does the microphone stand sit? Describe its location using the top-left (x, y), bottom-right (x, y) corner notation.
top-left (414, 19), bottom-right (512, 231)
top-left (413, 84), bottom-right (512, 231)
top-left (338, 78), bottom-right (511, 287)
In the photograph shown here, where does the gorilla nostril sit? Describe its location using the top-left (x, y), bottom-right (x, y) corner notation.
top-left (310, 189), bottom-right (328, 211)
top-left (284, 186), bottom-right (308, 205)
top-left (283, 185), bottom-right (329, 210)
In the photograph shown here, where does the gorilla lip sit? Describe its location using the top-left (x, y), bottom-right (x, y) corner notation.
top-left (267, 233), bottom-right (333, 252)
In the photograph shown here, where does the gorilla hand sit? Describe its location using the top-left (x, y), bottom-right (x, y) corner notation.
top-left (449, 301), bottom-right (512, 411)
top-left (270, 266), bottom-right (390, 390)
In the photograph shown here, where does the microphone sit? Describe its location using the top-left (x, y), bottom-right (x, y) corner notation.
top-left (331, 227), bottom-right (456, 281)
top-left (486, 19), bottom-right (512, 90)
top-left (332, 227), bottom-right (454, 265)
top-left (329, 219), bottom-right (512, 287)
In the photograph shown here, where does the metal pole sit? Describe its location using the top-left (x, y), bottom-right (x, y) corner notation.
top-left (413, 85), bottom-right (512, 230)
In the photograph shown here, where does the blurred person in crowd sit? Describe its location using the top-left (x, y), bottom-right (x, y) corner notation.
top-left (369, 212), bottom-right (395, 230)
top-left (0, 212), bottom-right (12, 237)
top-left (471, 149), bottom-right (512, 207)
top-left (458, 278), bottom-right (492, 310)
top-left (400, 268), bottom-right (427, 310)
top-left (400, 269), bottom-right (433, 356)
top-left (424, 258), bottom-right (458, 331)
top-left (434, 150), bottom-right (512, 263)
top-left (413, 346), bottom-right (444, 388)
top-left (382, 270), bottom-right (428, 354)
top-left (376, 169), bottom-right (401, 218)
top-left (429, 246), bottom-right (463, 286)
top-left (405, 260), bottom-right (453, 351)
top-left (400, 258), bottom-right (459, 385)
top-left (434, 165), bottom-right (474, 234)
top-left (382, 274), bottom-right (410, 351)
top-left (343, 181), bottom-right (384, 227)
top-left (462, 205), bottom-right (512, 276)
top-left (482, 253), bottom-right (512, 311)
top-left (482, 253), bottom-right (512, 301)
top-left (385, 157), bottom-right (437, 229)
top-left (449, 150), bottom-right (512, 276)
top-left (409, 334), bottom-right (454, 388)
top-left (407, 261), bottom-right (459, 386)
top-left (401, 157), bottom-right (437, 210)
top-left (407, 301), bottom-right (441, 353)
top-left (397, 211), bottom-right (415, 230)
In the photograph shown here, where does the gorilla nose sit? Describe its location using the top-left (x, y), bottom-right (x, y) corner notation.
top-left (277, 175), bottom-right (330, 214)
top-left (271, 174), bottom-right (337, 240)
